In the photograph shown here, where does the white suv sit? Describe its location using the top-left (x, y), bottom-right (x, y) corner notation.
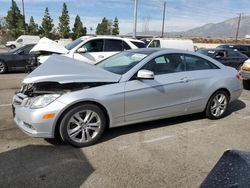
top-left (31, 36), bottom-right (146, 64)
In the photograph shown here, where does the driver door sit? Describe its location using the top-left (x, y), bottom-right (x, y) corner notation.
top-left (124, 53), bottom-right (191, 123)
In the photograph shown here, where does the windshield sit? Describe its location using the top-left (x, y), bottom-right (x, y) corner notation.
top-left (96, 51), bottom-right (148, 75)
top-left (65, 38), bottom-right (83, 50)
top-left (9, 46), bottom-right (25, 53)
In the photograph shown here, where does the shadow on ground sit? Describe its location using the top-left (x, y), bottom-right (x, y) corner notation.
top-left (0, 145), bottom-right (94, 188)
top-left (100, 99), bottom-right (246, 144)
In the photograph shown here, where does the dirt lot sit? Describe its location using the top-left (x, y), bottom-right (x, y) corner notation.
top-left (0, 72), bottom-right (249, 188)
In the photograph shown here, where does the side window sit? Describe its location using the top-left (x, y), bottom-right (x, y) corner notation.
top-left (122, 41), bottom-right (131, 50)
top-left (142, 54), bottom-right (185, 75)
top-left (104, 39), bottom-right (123, 52)
top-left (185, 55), bottom-right (219, 71)
top-left (148, 40), bottom-right (160, 48)
top-left (82, 39), bottom-right (103, 52)
top-left (17, 38), bottom-right (23, 43)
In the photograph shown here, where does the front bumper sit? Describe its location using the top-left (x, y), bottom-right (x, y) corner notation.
top-left (12, 93), bottom-right (67, 138)
top-left (240, 70), bottom-right (250, 80)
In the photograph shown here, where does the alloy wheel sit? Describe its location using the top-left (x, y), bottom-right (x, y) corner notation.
top-left (0, 62), bottom-right (6, 73)
top-left (210, 93), bottom-right (228, 117)
top-left (67, 110), bottom-right (101, 143)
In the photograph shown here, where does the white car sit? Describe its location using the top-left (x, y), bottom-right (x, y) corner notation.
top-left (31, 36), bottom-right (146, 64)
top-left (147, 38), bottom-right (194, 52)
top-left (6, 35), bottom-right (40, 49)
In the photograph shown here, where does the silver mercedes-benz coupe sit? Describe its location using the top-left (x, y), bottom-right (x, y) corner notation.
top-left (12, 48), bottom-right (242, 147)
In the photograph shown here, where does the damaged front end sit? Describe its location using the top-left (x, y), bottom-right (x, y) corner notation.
top-left (13, 81), bottom-right (111, 109)
top-left (19, 81), bottom-right (109, 96)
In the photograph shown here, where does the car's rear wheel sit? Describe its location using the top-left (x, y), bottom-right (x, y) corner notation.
top-left (243, 80), bottom-right (250, 90)
top-left (0, 61), bottom-right (7, 74)
top-left (206, 91), bottom-right (229, 120)
top-left (59, 104), bottom-right (106, 147)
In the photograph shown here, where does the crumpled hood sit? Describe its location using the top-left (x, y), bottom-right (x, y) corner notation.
top-left (23, 54), bottom-right (121, 84)
top-left (30, 37), bottom-right (69, 54)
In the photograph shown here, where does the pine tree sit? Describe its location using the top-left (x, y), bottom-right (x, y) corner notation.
top-left (72, 15), bottom-right (86, 40)
top-left (5, 0), bottom-right (25, 38)
top-left (58, 2), bottom-right (70, 38)
top-left (112, 17), bottom-right (119, 35)
top-left (40, 7), bottom-right (54, 38)
top-left (96, 17), bottom-right (111, 35)
top-left (28, 16), bottom-right (38, 35)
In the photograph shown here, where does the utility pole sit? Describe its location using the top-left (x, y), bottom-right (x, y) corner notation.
top-left (22, 0), bottom-right (26, 34)
top-left (235, 13), bottom-right (243, 43)
top-left (133, 0), bottom-right (138, 39)
top-left (161, 1), bottom-right (166, 38)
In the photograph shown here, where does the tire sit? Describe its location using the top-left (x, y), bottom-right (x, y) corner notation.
top-left (59, 104), bottom-right (106, 147)
top-left (10, 45), bottom-right (16, 49)
top-left (243, 80), bottom-right (250, 90)
top-left (205, 90), bottom-right (229, 120)
top-left (0, 61), bottom-right (7, 74)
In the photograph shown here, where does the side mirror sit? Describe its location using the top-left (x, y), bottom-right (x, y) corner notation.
top-left (77, 47), bottom-right (87, 53)
top-left (137, 69), bottom-right (154, 80)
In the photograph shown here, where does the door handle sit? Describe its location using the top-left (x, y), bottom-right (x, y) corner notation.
top-left (180, 77), bottom-right (189, 83)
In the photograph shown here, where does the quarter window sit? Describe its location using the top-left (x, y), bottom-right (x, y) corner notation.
top-left (184, 55), bottom-right (218, 71)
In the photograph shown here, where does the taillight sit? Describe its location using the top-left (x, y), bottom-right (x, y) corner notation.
top-left (236, 72), bottom-right (243, 80)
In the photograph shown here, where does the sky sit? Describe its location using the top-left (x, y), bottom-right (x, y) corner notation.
top-left (0, 0), bottom-right (250, 34)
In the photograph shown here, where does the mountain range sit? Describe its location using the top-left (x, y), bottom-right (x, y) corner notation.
top-left (134, 16), bottom-right (250, 38)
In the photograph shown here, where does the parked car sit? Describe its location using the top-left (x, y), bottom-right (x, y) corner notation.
top-left (0, 44), bottom-right (36, 74)
top-left (5, 35), bottom-right (40, 49)
top-left (240, 59), bottom-right (250, 90)
top-left (147, 38), bottom-right (194, 51)
top-left (31, 36), bottom-right (146, 64)
top-left (12, 48), bottom-right (242, 147)
top-left (197, 48), bottom-right (249, 70)
top-left (217, 44), bottom-right (250, 57)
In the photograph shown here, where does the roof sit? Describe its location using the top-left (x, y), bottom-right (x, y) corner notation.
top-left (126, 48), bottom-right (162, 54)
top-left (79, 35), bottom-right (143, 42)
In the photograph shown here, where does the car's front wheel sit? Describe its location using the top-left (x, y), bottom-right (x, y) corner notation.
top-left (0, 61), bottom-right (7, 74)
top-left (59, 104), bottom-right (106, 147)
top-left (206, 91), bottom-right (229, 120)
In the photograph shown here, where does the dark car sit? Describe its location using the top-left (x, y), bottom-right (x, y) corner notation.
top-left (0, 44), bottom-right (36, 74)
top-left (197, 48), bottom-right (248, 70)
top-left (217, 44), bottom-right (250, 57)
